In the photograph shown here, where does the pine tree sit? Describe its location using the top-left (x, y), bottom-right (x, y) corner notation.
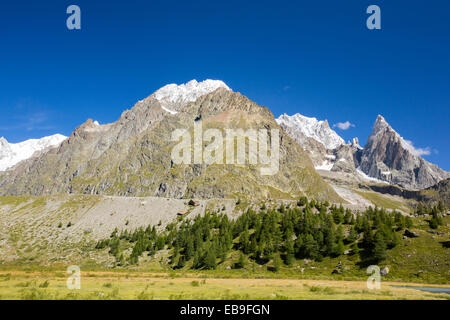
top-left (405, 216), bottom-right (413, 229)
top-left (437, 200), bottom-right (445, 212)
top-left (177, 255), bottom-right (186, 269)
top-left (334, 239), bottom-right (345, 257)
top-left (346, 226), bottom-right (358, 244)
top-left (344, 210), bottom-right (353, 224)
top-left (118, 254), bottom-right (125, 266)
top-left (272, 253), bottom-right (281, 272)
top-left (236, 252), bottom-right (245, 269)
top-left (372, 232), bottom-right (387, 263)
top-left (285, 241), bottom-right (295, 265)
top-left (239, 230), bottom-right (250, 254)
top-left (429, 211), bottom-right (443, 229)
top-left (351, 242), bottom-right (360, 255)
top-left (203, 247), bottom-right (217, 270)
top-left (297, 196), bottom-right (308, 207)
top-left (303, 234), bottom-right (319, 260)
top-left (193, 251), bottom-right (202, 269)
top-left (324, 219), bottom-right (336, 256)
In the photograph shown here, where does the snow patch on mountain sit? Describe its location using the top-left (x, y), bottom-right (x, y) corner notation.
top-left (351, 137), bottom-right (363, 150)
top-left (315, 160), bottom-right (334, 171)
top-left (276, 113), bottom-right (345, 150)
top-left (154, 79), bottom-right (231, 114)
top-left (0, 134), bottom-right (67, 171)
top-left (356, 168), bottom-right (389, 184)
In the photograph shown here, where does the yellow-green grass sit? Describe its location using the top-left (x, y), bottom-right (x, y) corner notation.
top-left (355, 191), bottom-right (410, 212)
top-left (0, 270), bottom-right (448, 300)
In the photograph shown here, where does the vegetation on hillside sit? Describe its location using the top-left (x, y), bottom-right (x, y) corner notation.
top-left (415, 201), bottom-right (446, 229)
top-left (96, 197), bottom-right (423, 271)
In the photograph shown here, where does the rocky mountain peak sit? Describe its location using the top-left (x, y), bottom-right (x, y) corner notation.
top-left (0, 85), bottom-right (341, 202)
top-left (351, 137), bottom-right (363, 150)
top-left (372, 114), bottom-right (392, 136)
top-left (0, 134), bottom-right (67, 172)
top-left (359, 115), bottom-right (449, 190)
top-left (0, 137), bottom-right (12, 159)
top-left (276, 113), bottom-right (345, 150)
top-left (153, 79), bottom-right (231, 114)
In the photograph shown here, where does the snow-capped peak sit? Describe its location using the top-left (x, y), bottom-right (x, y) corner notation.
top-left (0, 137), bottom-right (8, 147)
top-left (0, 134), bottom-right (67, 171)
top-left (351, 137), bottom-right (363, 150)
top-left (153, 79), bottom-right (231, 114)
top-left (276, 113), bottom-right (345, 150)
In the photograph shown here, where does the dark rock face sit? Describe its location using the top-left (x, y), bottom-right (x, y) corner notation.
top-left (404, 230), bottom-right (419, 238)
top-left (366, 179), bottom-right (450, 206)
top-left (359, 115), bottom-right (449, 190)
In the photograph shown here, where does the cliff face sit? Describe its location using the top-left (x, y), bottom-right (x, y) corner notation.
top-left (359, 115), bottom-right (449, 190)
top-left (278, 113), bottom-right (448, 190)
top-left (367, 178), bottom-right (450, 206)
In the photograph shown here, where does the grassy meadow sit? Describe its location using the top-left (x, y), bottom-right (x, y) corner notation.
top-left (0, 269), bottom-right (449, 300)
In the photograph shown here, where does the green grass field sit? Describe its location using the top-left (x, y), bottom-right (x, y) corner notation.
top-left (0, 270), bottom-right (448, 300)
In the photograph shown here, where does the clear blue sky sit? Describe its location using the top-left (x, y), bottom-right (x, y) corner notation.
top-left (0, 0), bottom-right (449, 170)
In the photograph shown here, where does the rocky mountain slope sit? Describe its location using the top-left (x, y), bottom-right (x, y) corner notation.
top-left (276, 114), bottom-right (363, 175)
top-left (0, 134), bottom-right (67, 171)
top-left (276, 113), bottom-right (345, 150)
top-left (367, 178), bottom-right (450, 206)
top-left (279, 113), bottom-right (449, 191)
top-left (1, 81), bottom-right (446, 200)
top-left (359, 115), bottom-right (449, 190)
top-left (0, 80), bottom-right (341, 202)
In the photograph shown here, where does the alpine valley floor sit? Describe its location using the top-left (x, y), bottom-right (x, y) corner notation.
top-left (0, 270), bottom-right (449, 300)
top-left (0, 194), bottom-right (449, 300)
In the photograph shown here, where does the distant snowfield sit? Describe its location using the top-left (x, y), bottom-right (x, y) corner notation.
top-left (154, 79), bottom-right (231, 114)
top-left (0, 134), bottom-right (67, 171)
top-left (276, 113), bottom-right (345, 150)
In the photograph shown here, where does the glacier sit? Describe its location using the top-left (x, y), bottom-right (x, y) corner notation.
top-left (0, 134), bottom-right (67, 171)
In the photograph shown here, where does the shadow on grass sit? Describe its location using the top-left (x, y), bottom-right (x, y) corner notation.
top-left (440, 240), bottom-right (450, 249)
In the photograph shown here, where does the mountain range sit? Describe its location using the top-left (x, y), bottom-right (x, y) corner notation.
top-left (0, 80), bottom-right (339, 201)
top-left (0, 80), bottom-right (448, 201)
top-left (276, 113), bottom-right (449, 190)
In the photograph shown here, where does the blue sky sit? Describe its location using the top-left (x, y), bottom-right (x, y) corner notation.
top-left (0, 0), bottom-right (449, 170)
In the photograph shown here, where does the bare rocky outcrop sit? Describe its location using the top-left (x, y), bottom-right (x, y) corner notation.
top-left (279, 113), bottom-right (448, 191)
top-left (359, 115), bottom-right (449, 190)
top-left (367, 178), bottom-right (450, 206)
